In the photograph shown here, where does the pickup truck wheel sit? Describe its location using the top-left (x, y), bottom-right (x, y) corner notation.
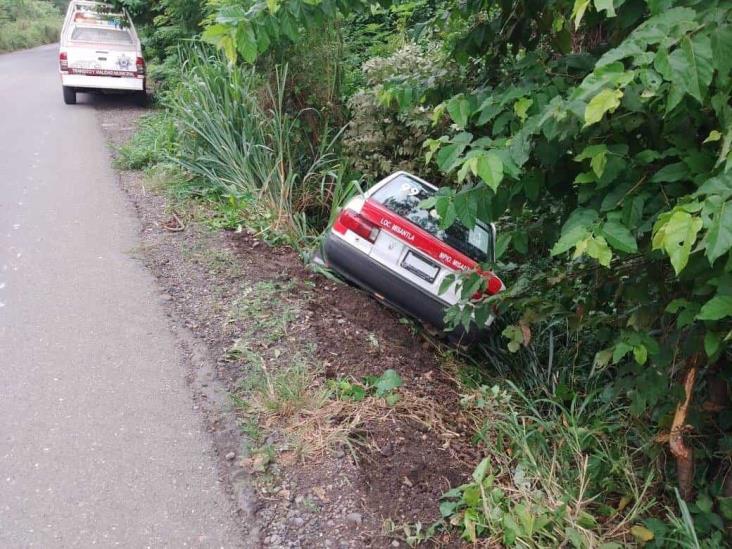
top-left (62, 86), bottom-right (76, 105)
top-left (134, 91), bottom-right (148, 107)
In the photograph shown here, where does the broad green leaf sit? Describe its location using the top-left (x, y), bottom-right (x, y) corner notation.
top-left (585, 234), bottom-right (613, 267)
top-left (513, 97), bottom-right (533, 122)
top-left (705, 331), bottom-right (722, 357)
top-left (706, 200), bottom-right (732, 264)
top-left (280, 14), bottom-right (298, 42)
top-left (682, 34), bottom-right (714, 103)
top-left (584, 88), bottom-right (624, 127)
top-left (476, 152), bottom-right (504, 192)
top-left (564, 208), bottom-right (600, 233)
top-left (601, 221), bottom-right (637, 253)
top-left (592, 151), bottom-right (607, 177)
top-left (650, 162), bottom-right (689, 183)
top-left (697, 296), bottom-right (732, 321)
top-left (704, 130), bottom-right (722, 144)
top-left (235, 24), bottom-right (258, 63)
top-left (594, 0), bottom-right (615, 17)
top-left (575, 144), bottom-right (608, 177)
top-left (435, 196), bottom-right (457, 228)
top-left (454, 192), bottom-right (477, 228)
top-left (575, 171), bottom-right (597, 184)
top-left (633, 345), bottom-right (648, 365)
top-left (457, 157), bottom-right (474, 182)
top-left (436, 143), bottom-right (465, 172)
top-left (374, 369), bottom-right (402, 397)
top-left (613, 342), bottom-right (633, 364)
top-left (630, 525), bottom-right (654, 542)
top-left (572, 0), bottom-right (591, 29)
top-left (202, 24), bottom-right (238, 62)
top-left (552, 208), bottom-right (599, 256)
top-left (666, 298), bottom-right (691, 313)
top-left (658, 35), bottom-right (714, 104)
top-left (575, 145), bottom-right (607, 162)
top-left (447, 97), bottom-right (472, 129)
top-left (502, 325), bottom-right (524, 353)
top-left (439, 274), bottom-right (456, 296)
top-left (552, 227), bottom-right (590, 256)
top-left (719, 497), bottom-right (732, 521)
top-left (439, 500), bottom-right (458, 518)
top-left (718, 129), bottom-right (732, 169)
top-left (266, 0), bottom-right (280, 13)
top-left (697, 172), bottom-right (732, 200)
top-left (472, 457), bottom-right (491, 483)
top-left (712, 26), bottom-right (732, 86)
top-left (652, 210), bottom-right (703, 274)
top-left (495, 234), bottom-right (511, 260)
top-left (594, 348), bottom-right (613, 368)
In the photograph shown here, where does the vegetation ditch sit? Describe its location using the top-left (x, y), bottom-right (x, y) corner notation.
top-left (112, 0), bottom-right (732, 546)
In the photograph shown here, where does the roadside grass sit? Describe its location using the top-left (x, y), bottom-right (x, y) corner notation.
top-left (0, 1), bottom-right (61, 53)
top-left (115, 112), bottom-right (177, 170)
top-left (405, 325), bottom-right (700, 548)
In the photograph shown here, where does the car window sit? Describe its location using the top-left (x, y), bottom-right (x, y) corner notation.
top-left (71, 27), bottom-right (133, 45)
top-left (371, 174), bottom-right (494, 264)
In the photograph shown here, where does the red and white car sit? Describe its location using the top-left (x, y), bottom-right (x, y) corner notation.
top-left (58, 1), bottom-right (146, 105)
top-left (321, 172), bottom-right (504, 336)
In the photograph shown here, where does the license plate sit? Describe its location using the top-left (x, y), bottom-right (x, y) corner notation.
top-left (401, 250), bottom-right (440, 282)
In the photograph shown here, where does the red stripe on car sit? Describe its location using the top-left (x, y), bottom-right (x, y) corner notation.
top-left (360, 199), bottom-right (503, 294)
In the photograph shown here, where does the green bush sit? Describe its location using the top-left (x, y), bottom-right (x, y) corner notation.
top-left (0, 0), bottom-right (62, 53)
top-left (342, 43), bottom-right (449, 180)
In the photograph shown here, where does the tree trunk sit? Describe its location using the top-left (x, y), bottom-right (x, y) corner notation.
top-left (670, 365), bottom-right (698, 501)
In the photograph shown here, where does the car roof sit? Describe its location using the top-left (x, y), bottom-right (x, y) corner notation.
top-left (364, 171), bottom-right (439, 198)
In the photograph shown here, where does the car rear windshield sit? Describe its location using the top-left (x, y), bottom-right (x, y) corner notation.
top-left (71, 27), bottom-right (133, 45)
top-left (370, 174), bottom-right (494, 264)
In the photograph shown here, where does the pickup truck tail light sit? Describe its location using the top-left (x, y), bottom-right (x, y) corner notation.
top-left (59, 51), bottom-right (68, 71)
top-left (136, 57), bottom-right (145, 76)
top-left (338, 209), bottom-right (380, 243)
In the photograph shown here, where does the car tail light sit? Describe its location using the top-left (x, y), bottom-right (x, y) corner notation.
top-left (136, 57), bottom-right (145, 76)
top-left (483, 273), bottom-right (504, 295)
top-left (59, 51), bottom-right (68, 71)
top-left (339, 209), bottom-right (380, 243)
top-left (471, 272), bottom-right (504, 301)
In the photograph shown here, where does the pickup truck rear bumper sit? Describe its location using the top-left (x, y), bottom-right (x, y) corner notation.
top-left (61, 74), bottom-right (144, 91)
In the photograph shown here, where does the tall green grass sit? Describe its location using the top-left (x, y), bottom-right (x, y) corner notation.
top-left (115, 113), bottom-right (177, 170)
top-left (163, 44), bottom-right (346, 246)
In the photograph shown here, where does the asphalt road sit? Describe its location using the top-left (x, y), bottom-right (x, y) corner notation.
top-left (0, 45), bottom-right (242, 547)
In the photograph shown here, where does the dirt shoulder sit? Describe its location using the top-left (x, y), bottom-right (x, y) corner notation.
top-left (97, 101), bottom-right (481, 548)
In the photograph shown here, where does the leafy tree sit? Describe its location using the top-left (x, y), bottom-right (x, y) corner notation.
top-left (421, 0), bottom-right (732, 504)
top-left (202, 0), bottom-right (732, 504)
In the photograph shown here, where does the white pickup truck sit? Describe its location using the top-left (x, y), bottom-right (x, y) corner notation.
top-left (58, 1), bottom-right (146, 105)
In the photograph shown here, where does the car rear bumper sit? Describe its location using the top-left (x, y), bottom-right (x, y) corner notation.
top-left (323, 231), bottom-right (453, 330)
top-left (61, 74), bottom-right (144, 91)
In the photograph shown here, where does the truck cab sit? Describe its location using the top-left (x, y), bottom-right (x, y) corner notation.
top-left (58, 1), bottom-right (145, 105)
